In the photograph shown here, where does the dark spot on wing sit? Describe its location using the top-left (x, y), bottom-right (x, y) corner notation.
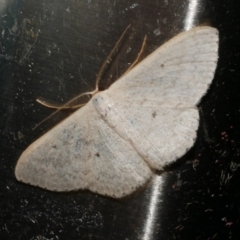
top-left (96, 153), bottom-right (100, 157)
top-left (161, 63), bottom-right (164, 68)
top-left (152, 111), bottom-right (156, 118)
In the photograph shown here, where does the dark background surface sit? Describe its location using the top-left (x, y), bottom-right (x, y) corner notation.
top-left (1, 0), bottom-right (240, 239)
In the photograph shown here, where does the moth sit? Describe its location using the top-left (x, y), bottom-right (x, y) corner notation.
top-left (15, 26), bottom-right (219, 198)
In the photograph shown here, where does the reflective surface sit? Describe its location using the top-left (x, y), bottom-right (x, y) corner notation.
top-left (1, 0), bottom-right (240, 239)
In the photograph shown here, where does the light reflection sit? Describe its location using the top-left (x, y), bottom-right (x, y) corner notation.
top-left (184, 0), bottom-right (199, 30)
top-left (142, 175), bottom-right (163, 240)
top-left (0, 1), bottom-right (7, 15)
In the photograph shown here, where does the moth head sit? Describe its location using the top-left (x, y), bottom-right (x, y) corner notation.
top-left (92, 93), bottom-right (112, 118)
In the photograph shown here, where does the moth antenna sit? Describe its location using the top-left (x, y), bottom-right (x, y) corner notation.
top-left (35, 25), bottom-right (132, 129)
top-left (123, 35), bottom-right (147, 75)
top-left (94, 24), bottom-right (131, 89)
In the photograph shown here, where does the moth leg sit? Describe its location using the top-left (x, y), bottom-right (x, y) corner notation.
top-left (36, 91), bottom-right (93, 110)
top-left (33, 92), bottom-right (93, 129)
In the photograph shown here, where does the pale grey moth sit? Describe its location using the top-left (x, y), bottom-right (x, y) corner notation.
top-left (15, 26), bottom-right (219, 198)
